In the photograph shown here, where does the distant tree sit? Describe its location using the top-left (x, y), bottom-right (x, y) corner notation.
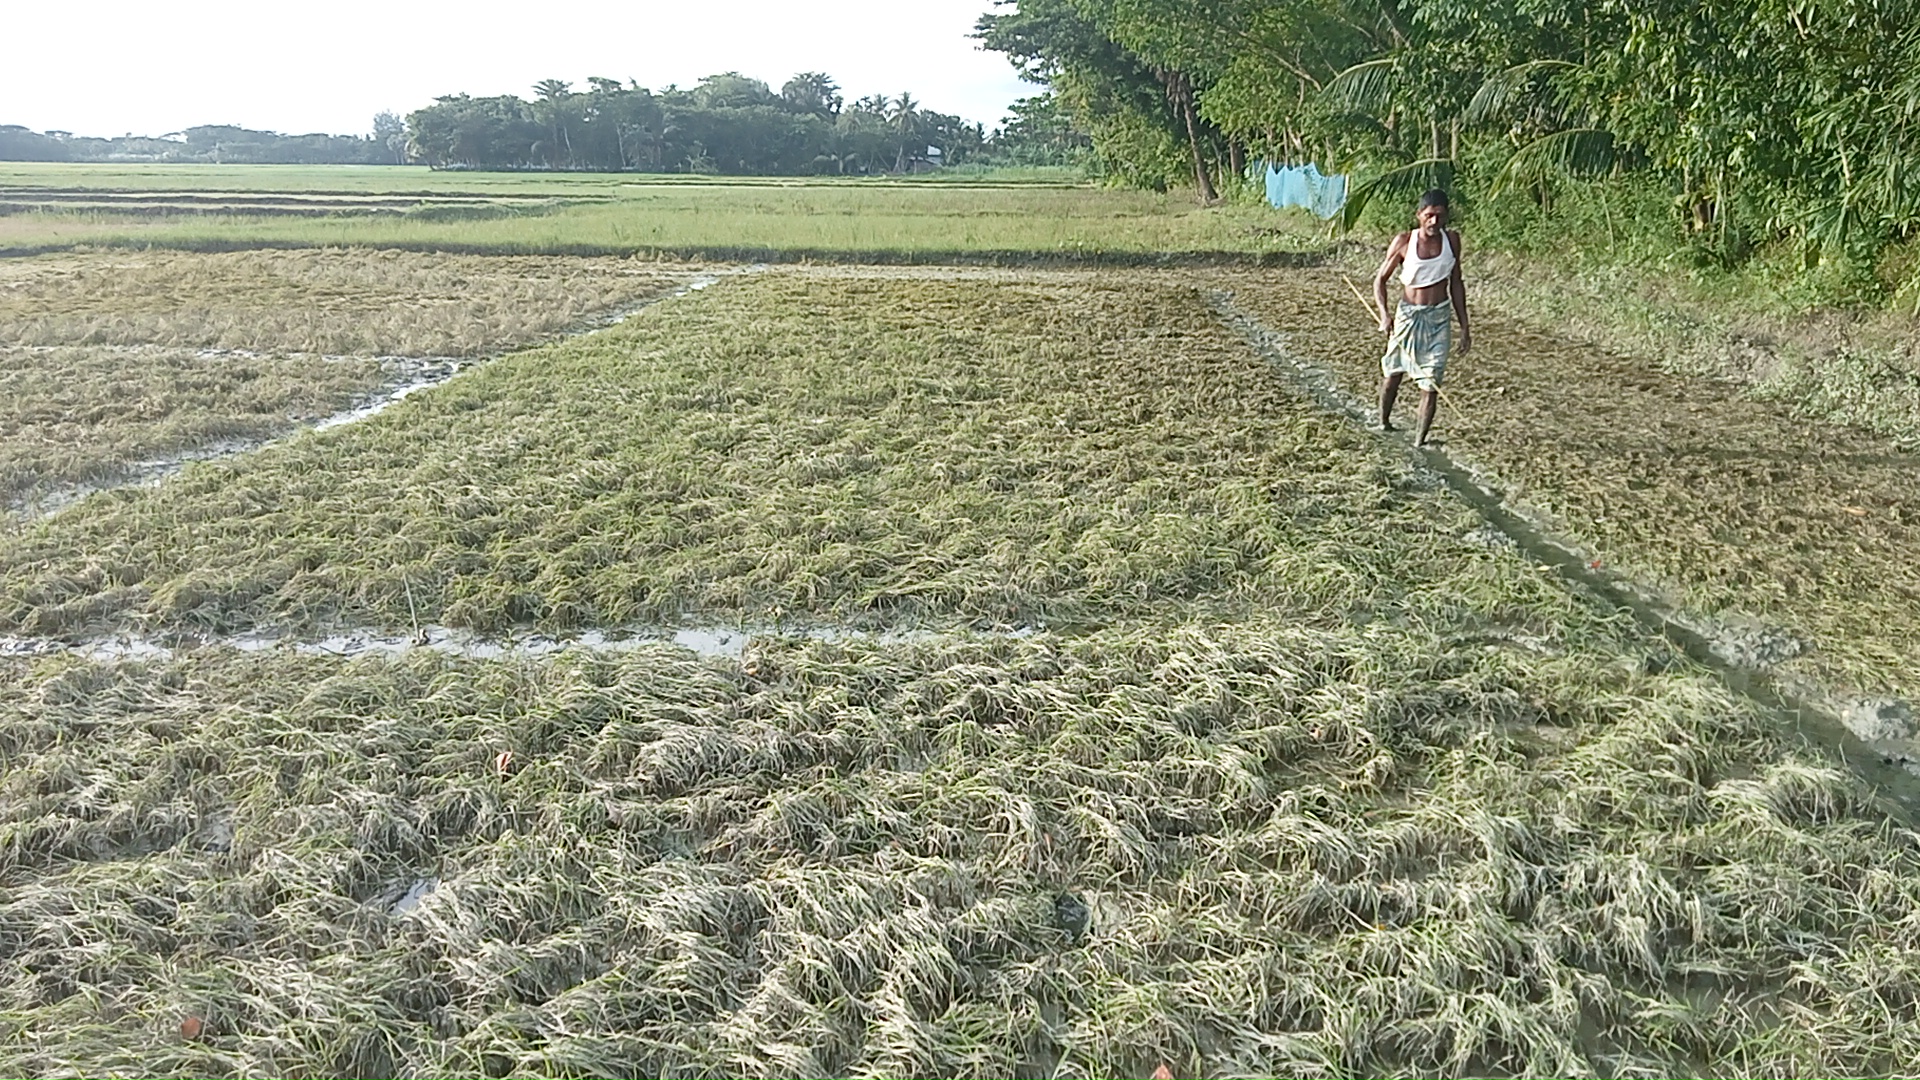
top-left (531, 79), bottom-right (575, 166)
top-left (693, 72), bottom-right (777, 109)
top-left (890, 92), bottom-right (921, 171)
top-left (408, 94), bottom-right (542, 168)
top-left (0, 125), bottom-right (72, 161)
top-left (580, 77), bottom-right (661, 169)
top-left (371, 111), bottom-right (408, 163)
top-left (781, 72), bottom-right (843, 118)
top-left (991, 94), bottom-right (1092, 165)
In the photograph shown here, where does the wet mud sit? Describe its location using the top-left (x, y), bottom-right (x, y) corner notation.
top-left (0, 620), bottom-right (1035, 666)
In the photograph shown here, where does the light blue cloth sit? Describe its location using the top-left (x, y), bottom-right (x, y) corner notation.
top-left (1262, 162), bottom-right (1348, 219)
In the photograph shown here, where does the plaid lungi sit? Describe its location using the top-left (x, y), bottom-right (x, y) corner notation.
top-left (1381, 299), bottom-right (1452, 390)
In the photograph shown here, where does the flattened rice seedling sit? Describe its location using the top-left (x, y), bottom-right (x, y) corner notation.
top-left (0, 345), bottom-right (385, 509)
top-left (0, 269), bottom-right (1597, 643)
top-left (0, 249), bottom-right (700, 356)
top-left (1216, 266), bottom-right (1920, 706)
top-left (6, 602), bottom-right (1917, 1077)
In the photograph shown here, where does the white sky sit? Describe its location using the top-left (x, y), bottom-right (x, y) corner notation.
top-left (6, 0), bottom-right (1036, 138)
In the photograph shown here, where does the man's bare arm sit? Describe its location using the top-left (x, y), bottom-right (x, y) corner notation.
top-left (1373, 233), bottom-right (1406, 332)
top-left (1446, 228), bottom-right (1470, 353)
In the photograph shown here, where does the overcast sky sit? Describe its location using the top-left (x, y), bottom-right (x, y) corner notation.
top-left (7, 0), bottom-right (1036, 138)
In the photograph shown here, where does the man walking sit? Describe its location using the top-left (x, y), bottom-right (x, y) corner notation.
top-left (1373, 189), bottom-right (1470, 446)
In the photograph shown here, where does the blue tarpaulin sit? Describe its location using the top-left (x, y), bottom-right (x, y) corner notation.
top-left (1262, 162), bottom-right (1348, 219)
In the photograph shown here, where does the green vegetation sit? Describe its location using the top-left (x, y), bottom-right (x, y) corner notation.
top-left (0, 270), bottom-right (1465, 637)
top-left (0, 249), bottom-right (698, 518)
top-left (0, 346), bottom-right (383, 512)
top-left (10, 619), bottom-right (1920, 1077)
top-left (0, 248), bottom-right (696, 355)
top-left (1216, 266), bottom-right (1920, 706)
top-left (0, 145), bottom-right (1915, 1075)
top-left (978, 0), bottom-right (1920, 301)
top-left (0, 167), bottom-right (1319, 260)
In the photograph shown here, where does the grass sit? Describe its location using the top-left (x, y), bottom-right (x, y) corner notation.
top-left (1214, 266), bottom-right (1920, 706)
top-left (0, 268), bottom-right (1587, 641)
top-left (3, 175), bottom-right (1919, 1075)
top-left (0, 165), bottom-right (1322, 260)
top-left (5, 600), bottom-right (1920, 1076)
top-left (1459, 250), bottom-right (1920, 447)
top-left (0, 162), bottom-right (1092, 195)
top-left (0, 248), bottom-right (702, 521)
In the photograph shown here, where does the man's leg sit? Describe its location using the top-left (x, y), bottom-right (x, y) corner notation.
top-left (1415, 389), bottom-right (1439, 446)
top-left (1379, 372), bottom-right (1405, 431)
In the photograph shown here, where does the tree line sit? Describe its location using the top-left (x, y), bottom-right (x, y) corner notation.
top-left (977, 0), bottom-right (1920, 272)
top-left (0, 124), bottom-right (399, 165)
top-left (405, 73), bottom-right (1001, 174)
top-left (2, 74), bottom-right (1094, 174)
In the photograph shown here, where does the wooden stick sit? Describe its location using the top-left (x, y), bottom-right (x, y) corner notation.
top-left (1343, 274), bottom-right (1473, 427)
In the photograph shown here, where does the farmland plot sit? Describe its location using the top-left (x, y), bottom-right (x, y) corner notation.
top-left (0, 250), bottom-right (703, 518)
top-left (5, 265), bottom-right (1920, 1078)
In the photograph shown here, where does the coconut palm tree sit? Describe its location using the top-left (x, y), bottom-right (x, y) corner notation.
top-left (532, 79), bottom-right (574, 166)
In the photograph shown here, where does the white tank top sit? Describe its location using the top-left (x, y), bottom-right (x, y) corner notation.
top-left (1400, 230), bottom-right (1455, 288)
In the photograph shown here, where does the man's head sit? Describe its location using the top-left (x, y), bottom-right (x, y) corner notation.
top-left (1415, 189), bottom-right (1449, 231)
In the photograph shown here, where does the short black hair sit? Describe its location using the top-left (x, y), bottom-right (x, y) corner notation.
top-left (1417, 188), bottom-right (1449, 210)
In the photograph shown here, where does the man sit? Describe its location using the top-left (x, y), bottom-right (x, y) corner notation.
top-left (1373, 189), bottom-right (1471, 446)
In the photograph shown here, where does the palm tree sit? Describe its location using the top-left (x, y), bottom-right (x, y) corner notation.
top-left (890, 92), bottom-right (920, 172)
top-left (532, 79), bottom-right (573, 166)
top-left (781, 72), bottom-right (842, 118)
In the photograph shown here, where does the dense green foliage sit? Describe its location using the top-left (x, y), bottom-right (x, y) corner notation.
top-left (978, 0), bottom-right (1920, 287)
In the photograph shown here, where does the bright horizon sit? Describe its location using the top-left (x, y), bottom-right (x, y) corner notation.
top-left (7, 0), bottom-right (1035, 139)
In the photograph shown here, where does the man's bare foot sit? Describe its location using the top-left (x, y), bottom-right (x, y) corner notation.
top-left (1380, 420), bottom-right (1396, 433)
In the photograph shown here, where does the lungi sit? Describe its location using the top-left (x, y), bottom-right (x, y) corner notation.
top-left (1380, 299), bottom-right (1452, 390)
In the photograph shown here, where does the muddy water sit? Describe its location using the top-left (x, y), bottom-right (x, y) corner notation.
top-left (7, 266), bottom-right (768, 525)
top-left (0, 621), bottom-right (1034, 665)
top-left (1209, 287), bottom-right (1920, 812)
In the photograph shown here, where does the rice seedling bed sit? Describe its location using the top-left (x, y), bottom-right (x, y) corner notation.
top-left (0, 249), bottom-right (702, 356)
top-left (1214, 270), bottom-right (1920, 712)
